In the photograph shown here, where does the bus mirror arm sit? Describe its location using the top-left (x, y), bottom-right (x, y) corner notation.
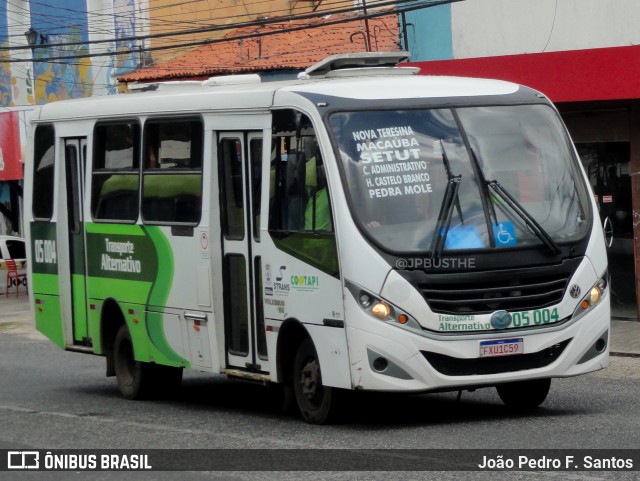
top-left (603, 216), bottom-right (614, 248)
top-left (295, 112), bottom-right (302, 139)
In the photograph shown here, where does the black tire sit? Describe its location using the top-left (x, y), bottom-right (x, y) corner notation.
top-left (114, 324), bottom-right (150, 400)
top-left (496, 378), bottom-right (551, 410)
top-left (293, 338), bottom-right (336, 424)
top-left (113, 325), bottom-right (183, 400)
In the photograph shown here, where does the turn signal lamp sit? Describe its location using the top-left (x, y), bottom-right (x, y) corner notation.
top-left (398, 314), bottom-right (409, 324)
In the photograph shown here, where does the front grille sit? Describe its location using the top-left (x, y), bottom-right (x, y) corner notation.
top-left (415, 261), bottom-right (579, 315)
top-left (421, 339), bottom-right (571, 376)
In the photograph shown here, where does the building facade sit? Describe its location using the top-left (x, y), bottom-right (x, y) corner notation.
top-left (2, 0), bottom-right (335, 235)
top-left (0, 0), bottom-right (151, 235)
top-left (405, 0), bottom-right (640, 320)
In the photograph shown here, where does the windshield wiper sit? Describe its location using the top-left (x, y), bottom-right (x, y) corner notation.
top-left (487, 180), bottom-right (561, 255)
top-left (429, 141), bottom-right (463, 259)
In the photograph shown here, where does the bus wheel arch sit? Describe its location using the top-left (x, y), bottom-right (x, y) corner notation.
top-left (275, 318), bottom-right (309, 386)
top-left (101, 298), bottom-right (126, 378)
top-left (293, 337), bottom-right (337, 424)
top-left (275, 319), bottom-right (338, 424)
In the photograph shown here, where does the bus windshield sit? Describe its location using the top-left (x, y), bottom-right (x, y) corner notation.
top-left (329, 105), bottom-right (590, 254)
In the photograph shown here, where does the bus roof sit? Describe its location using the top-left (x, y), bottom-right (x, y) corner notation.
top-left (32, 70), bottom-right (523, 123)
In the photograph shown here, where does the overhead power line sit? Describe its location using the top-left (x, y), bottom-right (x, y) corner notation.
top-left (1, 0), bottom-right (463, 60)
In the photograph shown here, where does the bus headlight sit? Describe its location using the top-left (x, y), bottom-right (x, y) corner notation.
top-left (371, 301), bottom-right (391, 320)
top-left (346, 280), bottom-right (420, 329)
top-left (589, 286), bottom-right (601, 305)
top-left (573, 271), bottom-right (608, 320)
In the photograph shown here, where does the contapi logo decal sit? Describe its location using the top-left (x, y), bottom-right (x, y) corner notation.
top-left (291, 274), bottom-right (319, 291)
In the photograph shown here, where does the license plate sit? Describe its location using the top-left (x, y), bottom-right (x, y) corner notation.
top-left (479, 338), bottom-right (524, 357)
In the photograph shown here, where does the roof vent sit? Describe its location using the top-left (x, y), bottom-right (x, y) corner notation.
top-left (128, 81), bottom-right (201, 92)
top-left (299, 52), bottom-right (411, 79)
top-left (202, 74), bottom-right (262, 87)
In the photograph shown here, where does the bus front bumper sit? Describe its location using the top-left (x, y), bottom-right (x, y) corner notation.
top-left (344, 297), bottom-right (610, 392)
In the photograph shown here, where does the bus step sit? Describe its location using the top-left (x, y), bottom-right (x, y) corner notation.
top-left (224, 369), bottom-right (271, 384)
top-left (66, 345), bottom-right (95, 354)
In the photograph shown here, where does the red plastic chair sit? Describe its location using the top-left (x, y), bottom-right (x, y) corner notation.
top-left (5, 259), bottom-right (27, 298)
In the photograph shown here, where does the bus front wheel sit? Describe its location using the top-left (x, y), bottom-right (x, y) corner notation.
top-left (496, 378), bottom-right (551, 410)
top-left (293, 338), bottom-right (335, 424)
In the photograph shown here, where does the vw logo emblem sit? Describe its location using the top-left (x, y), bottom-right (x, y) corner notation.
top-left (490, 310), bottom-right (512, 329)
top-left (569, 284), bottom-right (581, 299)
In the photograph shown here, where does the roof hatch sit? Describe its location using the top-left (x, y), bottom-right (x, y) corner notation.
top-left (299, 52), bottom-right (413, 79)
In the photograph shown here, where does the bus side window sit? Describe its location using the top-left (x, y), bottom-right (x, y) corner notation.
top-left (91, 122), bottom-right (140, 222)
top-left (268, 109), bottom-right (338, 277)
top-left (141, 118), bottom-right (203, 225)
top-left (32, 125), bottom-right (55, 220)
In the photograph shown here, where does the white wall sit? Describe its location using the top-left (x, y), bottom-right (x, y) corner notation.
top-left (451, 0), bottom-right (640, 58)
top-left (6, 0), bottom-right (32, 105)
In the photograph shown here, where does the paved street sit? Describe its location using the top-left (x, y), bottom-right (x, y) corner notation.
top-left (1, 297), bottom-right (640, 480)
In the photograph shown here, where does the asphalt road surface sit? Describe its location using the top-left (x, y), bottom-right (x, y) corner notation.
top-left (1, 318), bottom-right (639, 481)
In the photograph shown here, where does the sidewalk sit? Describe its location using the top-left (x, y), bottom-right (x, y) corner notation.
top-left (1, 295), bottom-right (639, 356)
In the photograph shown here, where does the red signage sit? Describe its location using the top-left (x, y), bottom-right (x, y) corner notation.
top-left (408, 45), bottom-right (640, 104)
top-left (0, 111), bottom-right (22, 181)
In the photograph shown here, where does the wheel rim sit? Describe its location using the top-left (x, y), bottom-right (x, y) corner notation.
top-left (299, 356), bottom-right (323, 408)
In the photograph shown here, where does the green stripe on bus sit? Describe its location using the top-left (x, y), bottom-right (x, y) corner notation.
top-left (143, 226), bottom-right (185, 366)
top-left (31, 273), bottom-right (60, 296)
top-left (34, 294), bottom-right (64, 348)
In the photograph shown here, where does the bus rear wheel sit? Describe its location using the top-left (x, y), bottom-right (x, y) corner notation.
top-left (293, 338), bottom-right (335, 424)
top-left (114, 324), bottom-right (151, 400)
top-left (496, 378), bottom-right (551, 410)
top-left (113, 325), bottom-right (182, 400)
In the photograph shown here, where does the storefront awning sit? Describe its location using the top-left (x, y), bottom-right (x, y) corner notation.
top-left (0, 110), bottom-right (22, 181)
top-left (407, 45), bottom-right (640, 104)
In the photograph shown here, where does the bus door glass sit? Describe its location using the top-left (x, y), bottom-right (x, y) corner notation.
top-left (219, 132), bottom-right (267, 371)
top-left (64, 137), bottom-right (90, 344)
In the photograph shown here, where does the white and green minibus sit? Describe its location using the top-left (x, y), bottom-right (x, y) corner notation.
top-left (24, 53), bottom-right (610, 423)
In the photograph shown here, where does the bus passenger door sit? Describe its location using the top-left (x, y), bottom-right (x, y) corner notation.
top-left (218, 132), bottom-right (268, 372)
top-left (64, 138), bottom-right (90, 345)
